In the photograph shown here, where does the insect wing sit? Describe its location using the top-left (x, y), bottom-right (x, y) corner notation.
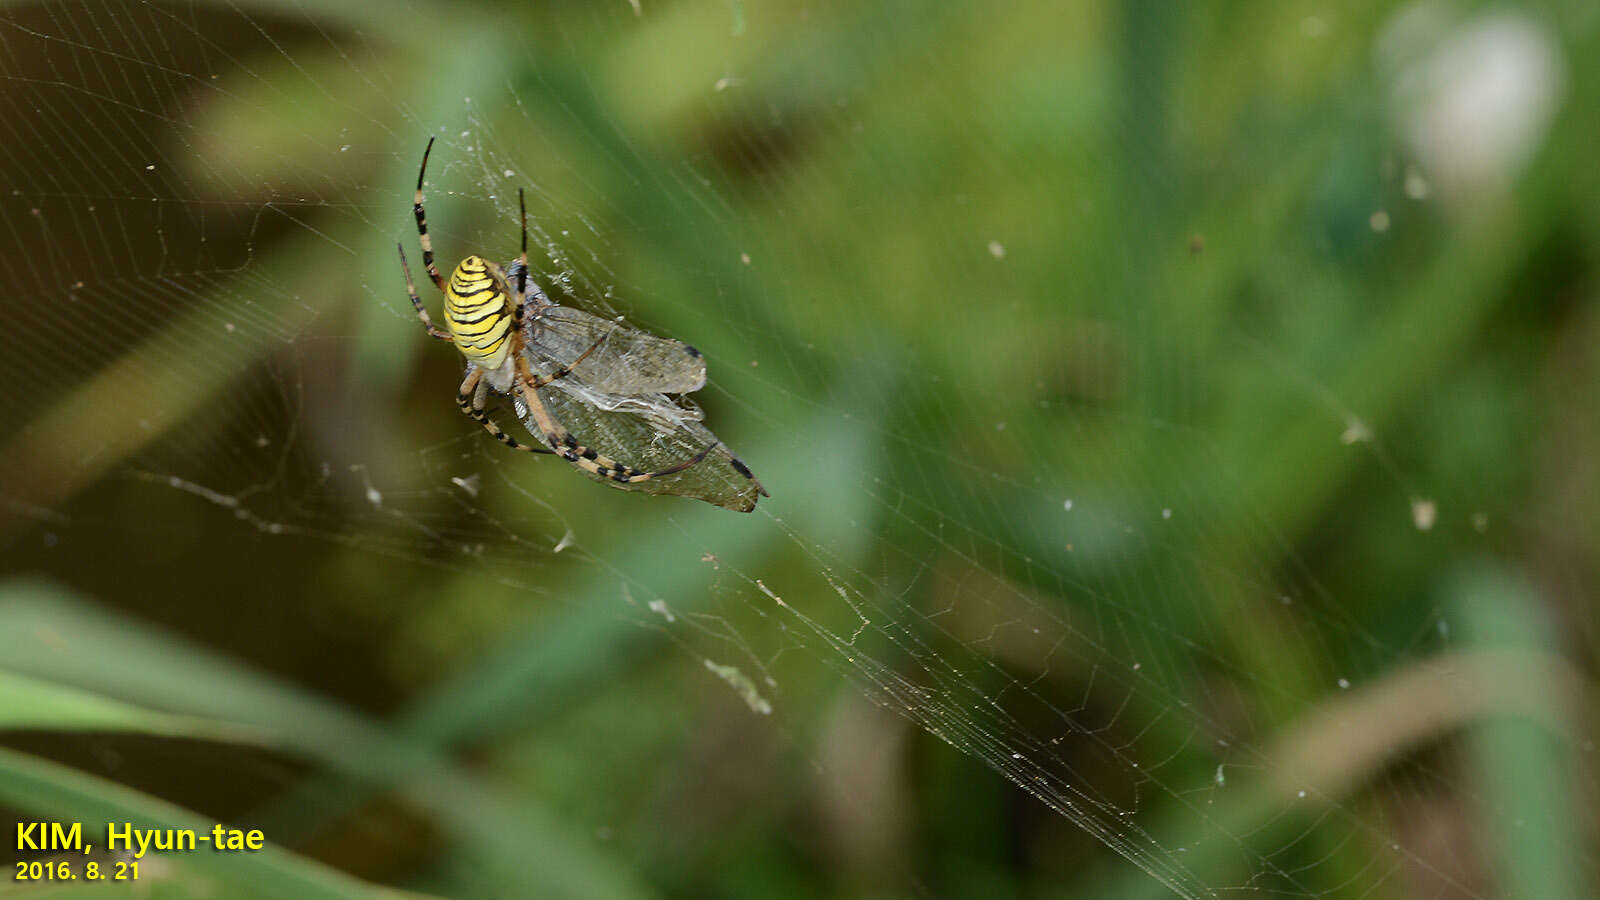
top-left (546, 378), bottom-right (704, 429)
top-left (518, 385), bottom-right (765, 512)
top-left (524, 305), bottom-right (707, 395)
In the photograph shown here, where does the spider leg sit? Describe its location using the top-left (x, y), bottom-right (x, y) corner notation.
top-left (523, 330), bottom-right (611, 389)
top-left (517, 187), bottom-right (529, 300)
top-left (458, 366), bottom-right (552, 454)
top-left (398, 244), bottom-right (452, 342)
top-left (413, 137), bottom-right (447, 294)
top-left (514, 355), bottom-right (719, 483)
top-left (508, 191), bottom-right (556, 332)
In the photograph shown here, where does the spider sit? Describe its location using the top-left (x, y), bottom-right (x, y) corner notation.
top-left (396, 137), bottom-right (718, 487)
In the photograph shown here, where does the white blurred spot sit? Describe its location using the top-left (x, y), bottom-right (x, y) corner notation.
top-left (1341, 417), bottom-right (1372, 444)
top-left (1404, 166), bottom-right (1432, 199)
top-left (1384, 9), bottom-right (1564, 205)
top-left (451, 474), bottom-right (480, 497)
top-left (553, 530), bottom-right (574, 553)
top-left (1063, 499), bottom-right (1073, 511)
top-left (987, 240), bottom-right (1006, 259)
top-left (1369, 210), bottom-right (1391, 232)
top-left (1411, 497), bottom-right (1437, 531)
top-left (649, 599), bottom-right (675, 623)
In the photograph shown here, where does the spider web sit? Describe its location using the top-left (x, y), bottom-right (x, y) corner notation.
top-left (0, 2), bottom-right (1591, 898)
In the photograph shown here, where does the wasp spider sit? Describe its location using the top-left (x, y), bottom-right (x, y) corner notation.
top-left (397, 138), bottom-right (718, 487)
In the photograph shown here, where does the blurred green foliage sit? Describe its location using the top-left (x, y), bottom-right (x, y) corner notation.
top-left (1, 1), bottom-right (1597, 898)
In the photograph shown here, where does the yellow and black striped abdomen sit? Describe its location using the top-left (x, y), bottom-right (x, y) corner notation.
top-left (445, 255), bottom-right (515, 370)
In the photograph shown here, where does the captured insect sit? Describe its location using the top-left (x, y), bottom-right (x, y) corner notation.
top-left (397, 139), bottom-right (767, 512)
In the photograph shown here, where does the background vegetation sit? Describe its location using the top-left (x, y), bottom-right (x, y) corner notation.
top-left (1, 1), bottom-right (1596, 897)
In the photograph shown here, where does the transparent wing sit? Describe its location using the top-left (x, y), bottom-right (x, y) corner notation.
top-left (514, 385), bottom-right (766, 513)
top-left (546, 377), bottom-right (704, 428)
top-left (523, 305), bottom-right (708, 395)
